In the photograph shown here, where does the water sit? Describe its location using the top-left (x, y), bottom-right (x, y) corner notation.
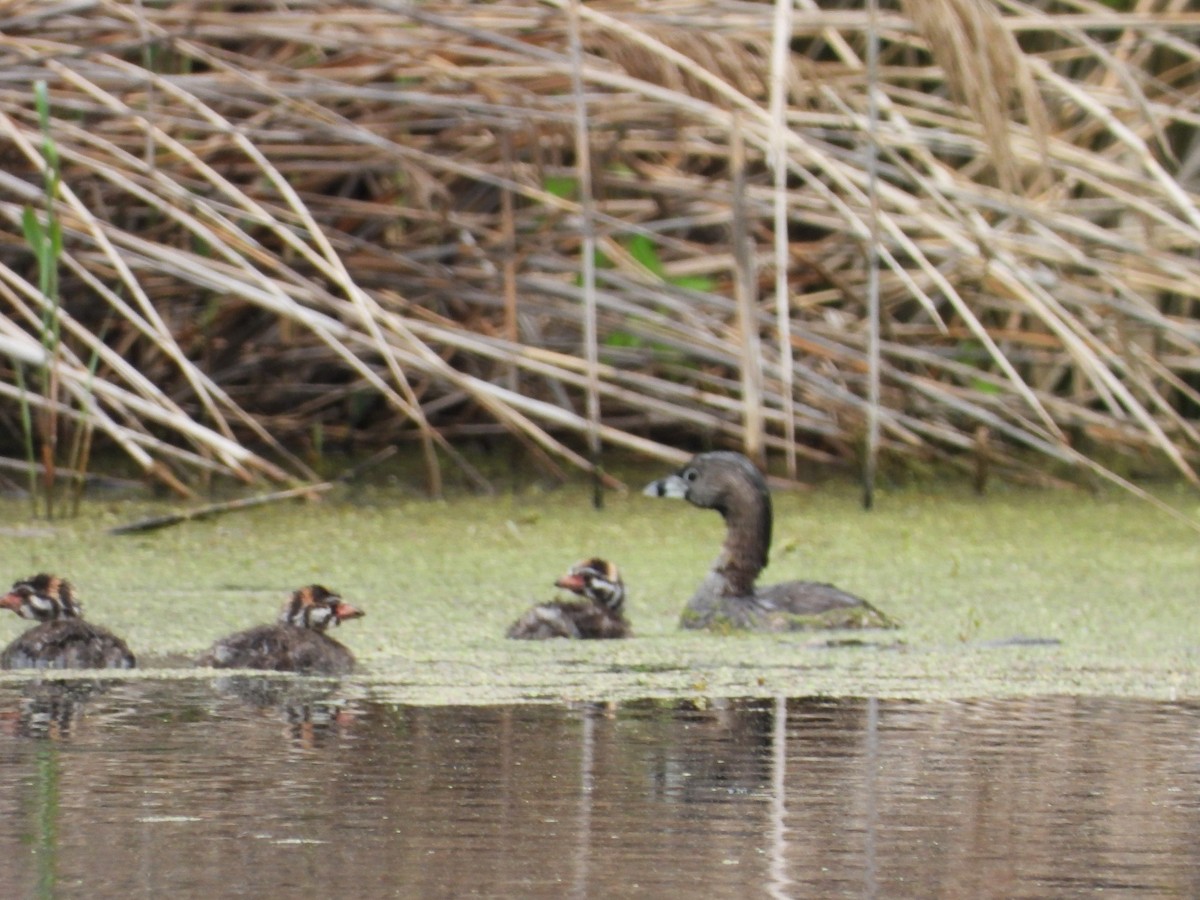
top-left (1, 679), bottom-right (1198, 898)
top-left (0, 482), bottom-right (1197, 896)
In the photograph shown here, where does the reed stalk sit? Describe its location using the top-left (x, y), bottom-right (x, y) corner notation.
top-left (18, 80), bottom-right (66, 518)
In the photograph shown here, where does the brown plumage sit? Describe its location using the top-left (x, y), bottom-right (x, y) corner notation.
top-left (197, 585), bottom-right (364, 675)
top-left (643, 452), bottom-right (898, 631)
top-left (507, 558), bottom-right (630, 640)
top-left (0, 573), bottom-right (136, 670)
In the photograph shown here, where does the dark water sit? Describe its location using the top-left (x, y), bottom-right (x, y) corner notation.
top-left (0, 680), bottom-right (1198, 899)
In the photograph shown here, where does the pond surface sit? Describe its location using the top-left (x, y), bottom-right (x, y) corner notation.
top-left (0, 477), bottom-right (1196, 701)
top-left (1, 679), bottom-right (1198, 898)
top-left (0, 475), bottom-right (1197, 895)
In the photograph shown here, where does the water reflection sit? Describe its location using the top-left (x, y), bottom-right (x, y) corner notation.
top-left (0, 681), bottom-right (1197, 897)
top-left (0, 679), bottom-right (114, 741)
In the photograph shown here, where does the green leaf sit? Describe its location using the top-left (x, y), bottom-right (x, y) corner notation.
top-left (21, 206), bottom-right (45, 254)
top-left (625, 233), bottom-right (664, 276)
top-left (669, 274), bottom-right (715, 292)
top-left (969, 378), bottom-right (1002, 395)
top-left (48, 218), bottom-right (62, 258)
top-left (33, 80), bottom-right (50, 132)
top-left (603, 330), bottom-right (643, 348)
top-left (34, 83), bottom-right (60, 171)
top-left (543, 176), bottom-right (577, 199)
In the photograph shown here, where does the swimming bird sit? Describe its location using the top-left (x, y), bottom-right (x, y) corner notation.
top-left (507, 558), bottom-right (631, 640)
top-left (643, 451), bottom-right (897, 631)
top-left (197, 585), bottom-right (364, 675)
top-left (0, 573), bottom-right (137, 670)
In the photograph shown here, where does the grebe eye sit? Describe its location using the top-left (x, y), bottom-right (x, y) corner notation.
top-left (683, 468), bottom-right (698, 482)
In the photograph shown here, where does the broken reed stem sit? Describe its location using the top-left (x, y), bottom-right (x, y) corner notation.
top-left (567, 0), bottom-right (604, 509)
top-left (862, 0), bottom-right (882, 511)
top-left (108, 446), bottom-right (399, 535)
top-left (500, 130), bottom-right (519, 396)
top-left (107, 483), bottom-right (337, 535)
top-left (769, 0), bottom-right (797, 480)
top-left (731, 115), bottom-right (765, 469)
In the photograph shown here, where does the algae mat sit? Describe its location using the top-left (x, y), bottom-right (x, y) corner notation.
top-left (0, 477), bottom-right (1195, 703)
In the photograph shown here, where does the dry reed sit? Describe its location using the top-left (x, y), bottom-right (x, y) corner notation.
top-left (0, 0), bottom-right (1196, 513)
